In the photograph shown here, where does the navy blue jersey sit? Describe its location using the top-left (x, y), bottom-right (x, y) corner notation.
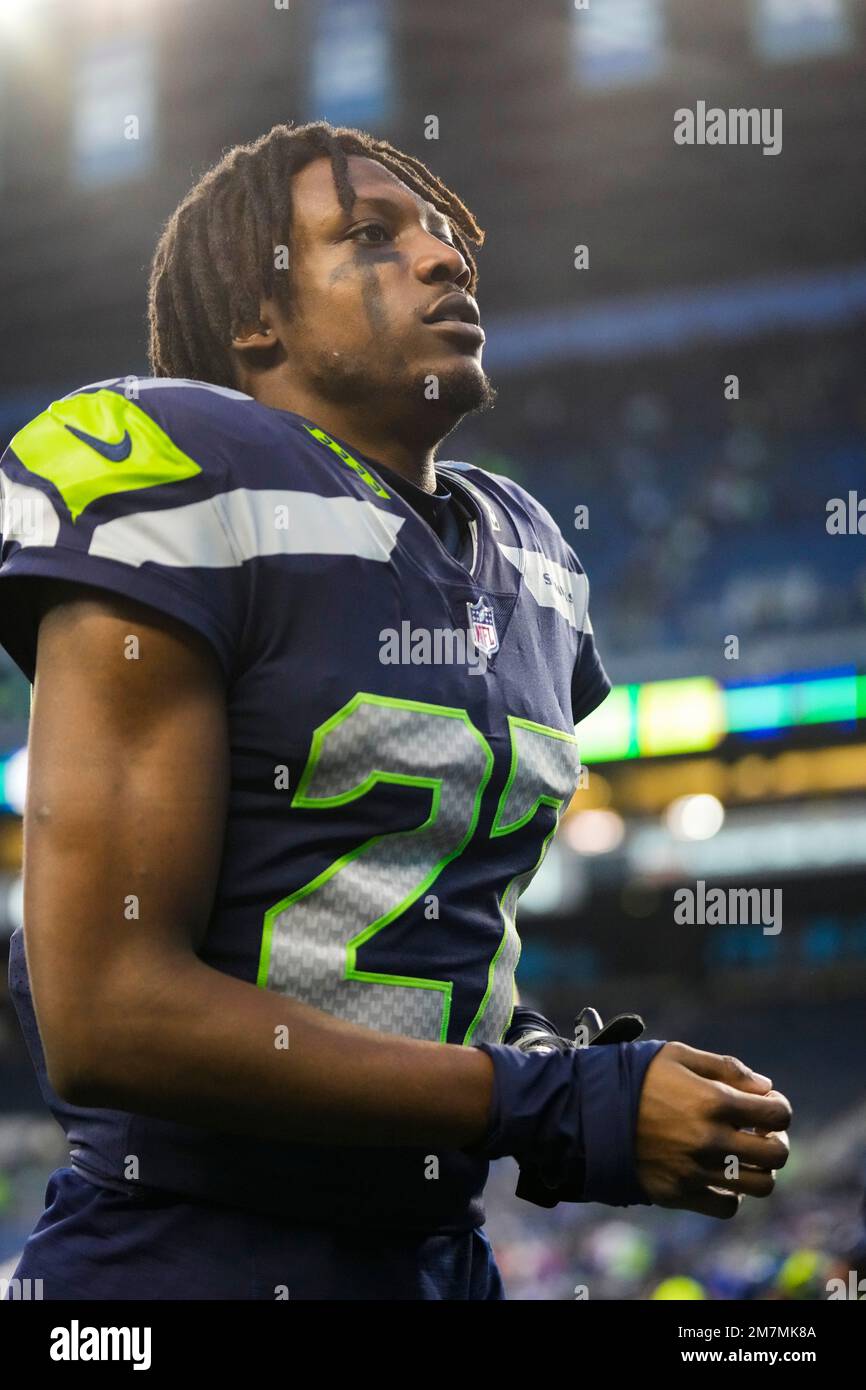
top-left (11, 1167), bottom-right (505, 1299)
top-left (0, 377), bottom-right (611, 1231)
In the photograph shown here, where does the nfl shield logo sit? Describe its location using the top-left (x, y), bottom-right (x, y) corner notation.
top-left (467, 596), bottom-right (499, 658)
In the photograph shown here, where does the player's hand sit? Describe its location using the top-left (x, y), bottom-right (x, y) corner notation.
top-left (635, 1042), bottom-right (792, 1219)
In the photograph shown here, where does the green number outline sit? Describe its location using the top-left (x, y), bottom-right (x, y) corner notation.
top-left (258, 699), bottom-right (580, 1046)
top-left (463, 716), bottom-right (580, 1044)
top-left (490, 715), bottom-right (580, 838)
top-left (256, 691), bottom-right (494, 1041)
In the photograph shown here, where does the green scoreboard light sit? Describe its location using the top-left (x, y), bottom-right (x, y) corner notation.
top-left (578, 669), bottom-right (862, 765)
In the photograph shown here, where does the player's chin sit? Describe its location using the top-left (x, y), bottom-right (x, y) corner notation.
top-left (418, 358), bottom-right (498, 416)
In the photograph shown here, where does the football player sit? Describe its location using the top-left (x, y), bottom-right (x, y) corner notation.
top-left (0, 122), bottom-right (790, 1300)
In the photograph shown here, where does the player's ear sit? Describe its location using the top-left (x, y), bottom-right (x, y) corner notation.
top-left (231, 322), bottom-right (275, 354)
top-left (231, 299), bottom-right (283, 356)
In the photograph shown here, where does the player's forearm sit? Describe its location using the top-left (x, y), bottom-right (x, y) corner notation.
top-left (55, 950), bottom-right (496, 1150)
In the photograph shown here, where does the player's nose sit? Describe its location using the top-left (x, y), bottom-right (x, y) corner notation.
top-left (414, 235), bottom-right (472, 291)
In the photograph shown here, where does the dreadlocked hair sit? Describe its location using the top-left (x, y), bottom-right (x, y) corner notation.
top-left (147, 121), bottom-right (486, 389)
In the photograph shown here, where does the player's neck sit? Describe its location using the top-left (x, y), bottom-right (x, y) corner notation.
top-left (310, 412), bottom-right (440, 493)
top-left (251, 382), bottom-right (442, 493)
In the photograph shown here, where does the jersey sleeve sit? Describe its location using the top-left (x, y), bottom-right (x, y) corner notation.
top-left (571, 618), bottom-right (612, 726)
top-left (564, 543), bottom-right (612, 726)
top-left (0, 380), bottom-right (249, 683)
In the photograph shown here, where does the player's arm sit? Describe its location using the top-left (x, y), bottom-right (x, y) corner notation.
top-left (25, 583), bottom-right (791, 1213)
top-left (25, 582), bottom-right (491, 1148)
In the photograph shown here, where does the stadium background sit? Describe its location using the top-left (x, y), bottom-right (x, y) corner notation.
top-left (1, 0), bottom-right (865, 1300)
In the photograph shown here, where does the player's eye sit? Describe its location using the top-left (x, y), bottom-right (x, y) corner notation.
top-left (348, 222), bottom-right (391, 245)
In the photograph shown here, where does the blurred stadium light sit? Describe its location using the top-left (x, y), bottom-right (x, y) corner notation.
top-left (753, 0), bottom-right (851, 61)
top-left (573, 0), bottom-right (667, 89)
top-left (664, 793), bottom-right (726, 841)
top-left (0, 0), bottom-right (44, 41)
top-left (73, 35), bottom-right (156, 185)
top-left (0, 750), bottom-right (27, 817)
top-left (310, 0), bottom-right (393, 127)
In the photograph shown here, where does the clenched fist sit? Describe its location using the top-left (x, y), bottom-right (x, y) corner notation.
top-left (636, 1042), bottom-right (791, 1218)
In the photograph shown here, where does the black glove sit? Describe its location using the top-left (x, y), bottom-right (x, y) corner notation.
top-left (503, 1004), bottom-right (646, 1208)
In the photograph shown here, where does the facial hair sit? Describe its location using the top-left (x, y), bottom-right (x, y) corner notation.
top-left (304, 338), bottom-right (497, 422)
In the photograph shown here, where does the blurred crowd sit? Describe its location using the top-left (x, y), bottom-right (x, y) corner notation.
top-left (485, 1145), bottom-right (866, 1302)
top-left (458, 326), bottom-right (866, 656)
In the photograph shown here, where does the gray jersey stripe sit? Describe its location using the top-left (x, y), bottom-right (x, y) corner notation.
top-left (498, 543), bottom-right (589, 630)
top-left (88, 489), bottom-right (404, 569)
top-left (62, 377), bottom-right (254, 402)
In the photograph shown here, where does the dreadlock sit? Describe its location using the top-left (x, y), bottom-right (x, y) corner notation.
top-left (147, 121), bottom-right (485, 388)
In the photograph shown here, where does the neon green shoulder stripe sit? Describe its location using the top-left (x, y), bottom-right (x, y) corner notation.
top-left (10, 390), bottom-right (202, 522)
top-left (302, 423), bottom-right (390, 499)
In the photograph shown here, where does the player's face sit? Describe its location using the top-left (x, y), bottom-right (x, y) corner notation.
top-left (262, 154), bottom-right (495, 421)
